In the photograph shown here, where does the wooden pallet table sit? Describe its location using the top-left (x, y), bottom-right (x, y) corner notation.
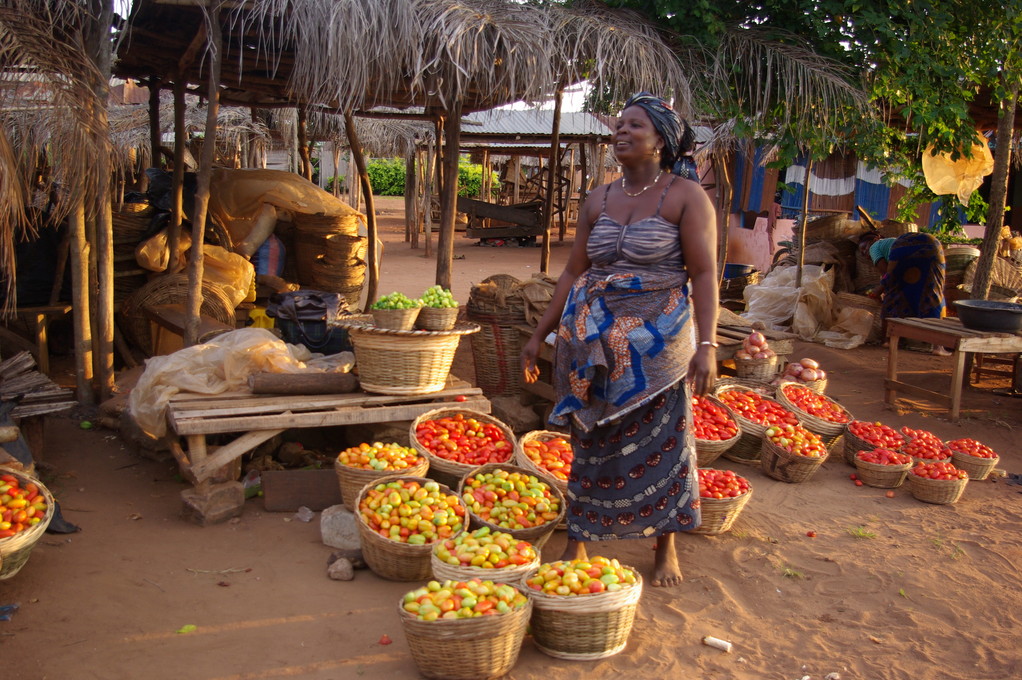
top-left (884, 317), bottom-right (1022, 421)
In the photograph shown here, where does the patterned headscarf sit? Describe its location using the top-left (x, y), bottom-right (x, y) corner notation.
top-left (869, 237), bottom-right (896, 264)
top-left (623, 92), bottom-right (697, 180)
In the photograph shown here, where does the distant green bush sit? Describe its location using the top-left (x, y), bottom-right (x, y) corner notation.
top-left (364, 157), bottom-right (499, 197)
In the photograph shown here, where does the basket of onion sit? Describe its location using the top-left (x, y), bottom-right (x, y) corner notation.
top-left (776, 357), bottom-right (828, 394)
top-left (733, 331), bottom-right (778, 381)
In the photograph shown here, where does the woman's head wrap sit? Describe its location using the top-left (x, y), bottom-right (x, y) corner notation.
top-left (622, 92), bottom-right (697, 179)
top-left (869, 237), bottom-right (896, 264)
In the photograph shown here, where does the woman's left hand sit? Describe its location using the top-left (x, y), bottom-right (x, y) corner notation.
top-left (687, 345), bottom-right (717, 396)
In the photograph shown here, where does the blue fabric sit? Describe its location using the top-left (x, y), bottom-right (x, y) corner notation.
top-left (869, 237), bottom-right (896, 264)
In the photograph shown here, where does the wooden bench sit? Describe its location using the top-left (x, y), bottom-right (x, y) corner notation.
top-left (884, 317), bottom-right (1022, 421)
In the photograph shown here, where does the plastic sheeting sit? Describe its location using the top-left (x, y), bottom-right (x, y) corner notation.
top-left (922, 134), bottom-right (994, 206)
top-left (128, 328), bottom-right (355, 439)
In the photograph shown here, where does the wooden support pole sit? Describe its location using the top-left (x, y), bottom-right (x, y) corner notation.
top-left (795, 155), bottom-right (813, 290)
top-left (713, 152), bottom-right (734, 284)
top-left (167, 77), bottom-right (186, 274)
top-left (404, 153), bottom-right (416, 242)
top-left (344, 112), bottom-right (379, 308)
top-left (540, 88), bottom-right (564, 274)
top-left (69, 199), bottom-right (95, 405)
top-left (436, 102), bottom-right (462, 290)
top-left (148, 76), bottom-right (162, 177)
top-left (297, 105), bottom-right (313, 181)
top-left (184, 1), bottom-right (223, 347)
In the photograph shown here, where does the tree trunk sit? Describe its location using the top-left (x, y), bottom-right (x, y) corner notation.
top-left (712, 152), bottom-right (734, 284)
top-left (147, 76), bottom-right (161, 184)
top-left (297, 105), bottom-right (313, 181)
top-left (184, 1), bottom-right (223, 347)
top-left (69, 199), bottom-right (94, 405)
top-left (795, 156), bottom-right (814, 290)
top-left (422, 142), bottom-right (436, 257)
top-left (436, 104), bottom-right (462, 290)
top-left (404, 153), bottom-right (416, 242)
top-left (973, 80), bottom-right (1019, 299)
top-left (344, 112), bottom-right (378, 309)
top-left (541, 88), bottom-right (564, 274)
top-left (168, 77), bottom-right (186, 274)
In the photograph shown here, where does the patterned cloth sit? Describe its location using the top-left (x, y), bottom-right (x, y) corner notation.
top-left (879, 232), bottom-right (946, 320)
top-left (566, 381), bottom-right (701, 541)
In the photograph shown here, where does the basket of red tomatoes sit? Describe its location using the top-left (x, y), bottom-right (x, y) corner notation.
top-left (692, 468), bottom-right (753, 535)
top-left (713, 384), bottom-right (800, 464)
top-left (945, 438), bottom-right (1000, 481)
top-left (775, 381), bottom-right (853, 447)
top-left (411, 409), bottom-right (516, 488)
top-left (906, 461), bottom-right (968, 505)
top-left (844, 421), bottom-right (905, 466)
top-left (514, 430), bottom-right (571, 497)
top-left (853, 448), bottom-right (913, 488)
top-left (0, 470), bottom-right (55, 580)
top-left (760, 424), bottom-right (829, 483)
top-left (691, 395), bottom-right (742, 466)
top-left (900, 427), bottom-right (953, 467)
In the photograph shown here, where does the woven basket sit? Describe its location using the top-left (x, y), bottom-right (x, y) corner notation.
top-left (775, 382), bottom-right (852, 448)
top-left (759, 437), bottom-right (828, 484)
top-left (459, 463), bottom-right (566, 550)
top-left (410, 409), bottom-right (517, 489)
top-left (416, 306), bottom-right (460, 332)
top-left (334, 455), bottom-right (429, 513)
top-left (694, 395), bottom-right (742, 467)
top-left (467, 275), bottom-right (527, 398)
top-left (520, 568), bottom-right (644, 660)
top-left (371, 307), bottom-right (421, 331)
top-left (735, 355), bottom-right (778, 381)
top-left (341, 320), bottom-right (479, 396)
top-left (355, 475), bottom-right (464, 581)
top-left (692, 487), bottom-right (753, 536)
top-left (802, 378), bottom-right (828, 395)
top-left (715, 386), bottom-right (797, 464)
top-left (853, 454), bottom-right (912, 489)
top-left (843, 428), bottom-right (897, 467)
top-left (513, 430), bottom-right (571, 497)
top-left (906, 472), bottom-right (967, 505)
top-left (854, 248), bottom-right (883, 292)
top-left (949, 450), bottom-right (999, 482)
top-left (399, 595), bottom-right (532, 680)
top-left (713, 377), bottom-right (776, 396)
top-left (834, 292), bottom-right (883, 344)
top-left (120, 274), bottom-right (237, 354)
top-left (431, 545), bottom-right (541, 586)
top-left (719, 271), bottom-right (761, 301)
top-left (0, 470), bottom-right (55, 580)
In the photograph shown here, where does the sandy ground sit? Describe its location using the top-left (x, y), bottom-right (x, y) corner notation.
top-left (2, 196), bottom-right (1021, 680)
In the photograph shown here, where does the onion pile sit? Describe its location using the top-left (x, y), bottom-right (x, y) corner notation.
top-left (734, 331), bottom-right (777, 361)
top-left (779, 357), bottom-right (828, 384)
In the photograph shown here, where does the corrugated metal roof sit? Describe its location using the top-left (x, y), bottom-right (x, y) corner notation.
top-left (462, 109), bottom-right (612, 137)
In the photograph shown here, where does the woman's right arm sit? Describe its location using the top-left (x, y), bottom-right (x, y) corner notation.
top-left (521, 186), bottom-right (599, 383)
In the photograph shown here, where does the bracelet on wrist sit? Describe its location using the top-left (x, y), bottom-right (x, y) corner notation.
top-left (698, 340), bottom-right (719, 348)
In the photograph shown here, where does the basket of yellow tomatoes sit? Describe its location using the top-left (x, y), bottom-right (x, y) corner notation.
top-left (0, 470), bottom-right (54, 580)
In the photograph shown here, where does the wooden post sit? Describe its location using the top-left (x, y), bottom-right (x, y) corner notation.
top-left (712, 151), bottom-right (734, 284)
top-left (594, 143), bottom-right (606, 189)
top-left (540, 88), bottom-right (564, 274)
top-left (147, 76), bottom-right (161, 180)
top-left (404, 153), bottom-right (416, 242)
top-left (297, 105), bottom-right (313, 181)
top-left (436, 103), bottom-right (462, 290)
top-left (69, 199), bottom-right (94, 405)
top-left (479, 149), bottom-right (490, 201)
top-left (331, 142), bottom-right (341, 196)
top-left (167, 77), bottom-right (186, 274)
top-left (344, 112), bottom-right (379, 308)
top-left (421, 143), bottom-right (436, 257)
top-left (184, 0), bottom-right (223, 347)
top-left (512, 155), bottom-right (521, 204)
top-left (795, 155), bottom-right (813, 290)
top-left (560, 145), bottom-right (575, 239)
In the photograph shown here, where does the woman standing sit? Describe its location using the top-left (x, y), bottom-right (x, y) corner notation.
top-left (521, 93), bottom-right (718, 588)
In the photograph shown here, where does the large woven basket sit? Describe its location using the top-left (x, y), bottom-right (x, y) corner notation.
top-left (714, 385), bottom-right (797, 464)
top-left (410, 408), bottom-right (517, 489)
top-left (513, 430), bottom-right (571, 497)
top-left (949, 450), bottom-right (999, 482)
top-left (842, 427), bottom-right (896, 466)
top-left (334, 455), bottom-right (429, 513)
top-left (120, 274), bottom-right (237, 353)
top-left (852, 453), bottom-right (912, 489)
top-left (694, 395), bottom-right (742, 467)
top-left (520, 568), bottom-right (644, 660)
top-left (431, 541), bottom-right (541, 586)
top-left (719, 270), bottom-right (761, 301)
top-left (459, 463), bottom-right (566, 550)
top-left (467, 275), bottom-right (527, 398)
top-left (713, 376), bottom-right (776, 396)
top-left (906, 472), bottom-right (967, 505)
top-left (734, 355), bottom-right (778, 381)
top-left (834, 292), bottom-right (883, 344)
top-left (416, 306), bottom-right (460, 332)
top-left (371, 306), bottom-right (421, 331)
top-left (775, 382), bottom-right (852, 448)
top-left (355, 475), bottom-right (464, 581)
top-left (854, 248), bottom-right (883, 292)
top-left (692, 487), bottom-right (753, 536)
top-left (759, 437), bottom-right (828, 484)
top-left (340, 319), bottom-right (479, 396)
top-left (0, 470), bottom-right (55, 580)
top-left (399, 593), bottom-right (532, 680)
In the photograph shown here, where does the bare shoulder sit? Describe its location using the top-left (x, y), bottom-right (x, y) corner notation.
top-left (661, 176), bottom-right (713, 224)
top-left (578, 182), bottom-right (613, 223)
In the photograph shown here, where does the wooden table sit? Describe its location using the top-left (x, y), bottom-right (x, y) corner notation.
top-left (0, 304), bottom-right (72, 375)
top-left (884, 317), bottom-right (1022, 421)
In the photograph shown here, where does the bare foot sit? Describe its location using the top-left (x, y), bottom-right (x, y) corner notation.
top-left (651, 533), bottom-right (683, 587)
top-left (560, 539), bottom-right (587, 562)
top-left (932, 346), bottom-right (952, 357)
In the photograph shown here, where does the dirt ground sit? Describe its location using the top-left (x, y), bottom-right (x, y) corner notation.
top-left (2, 196), bottom-right (1021, 680)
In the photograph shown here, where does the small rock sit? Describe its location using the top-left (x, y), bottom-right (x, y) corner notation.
top-left (328, 548), bottom-right (367, 570)
top-left (320, 504), bottom-right (361, 550)
top-left (825, 674), bottom-right (841, 680)
top-left (294, 506), bottom-right (315, 522)
top-left (328, 557), bottom-right (355, 581)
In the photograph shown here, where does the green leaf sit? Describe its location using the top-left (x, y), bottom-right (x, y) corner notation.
top-left (176, 624), bottom-right (198, 635)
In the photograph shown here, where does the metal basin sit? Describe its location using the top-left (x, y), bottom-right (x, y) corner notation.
top-left (953, 299), bottom-right (1022, 333)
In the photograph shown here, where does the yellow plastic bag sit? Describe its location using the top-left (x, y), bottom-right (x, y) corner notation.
top-left (135, 229), bottom-right (192, 272)
top-left (202, 244), bottom-right (255, 308)
top-left (922, 134), bottom-right (994, 206)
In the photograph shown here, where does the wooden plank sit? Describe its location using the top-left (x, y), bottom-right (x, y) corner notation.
top-left (882, 379), bottom-right (953, 408)
top-left (959, 336), bottom-right (1022, 353)
top-left (191, 428), bottom-right (284, 483)
top-left (172, 397), bottom-right (492, 436)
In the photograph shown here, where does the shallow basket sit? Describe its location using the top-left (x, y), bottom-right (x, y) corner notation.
top-left (715, 385), bottom-right (797, 464)
top-left (802, 377), bottom-right (828, 395)
top-left (355, 475), bottom-right (464, 582)
top-left (759, 437), bottom-right (828, 484)
top-left (906, 472), bottom-right (968, 505)
top-left (341, 320), bottom-right (479, 396)
top-left (513, 430), bottom-right (571, 498)
top-left (852, 454), bottom-right (912, 489)
top-left (399, 594), bottom-right (532, 680)
top-left (692, 487), bottom-right (753, 536)
top-left (410, 408), bottom-right (517, 489)
top-left (415, 306), bottom-right (460, 332)
top-left (370, 306), bottom-right (421, 331)
top-left (775, 382), bottom-right (852, 448)
top-left (694, 395), bottom-right (742, 467)
top-left (0, 470), bottom-right (55, 580)
top-left (949, 450), bottom-right (999, 482)
top-left (520, 567), bottom-right (644, 660)
top-left (334, 455), bottom-right (429, 513)
top-left (459, 463), bottom-right (566, 551)
top-left (734, 355), bottom-right (778, 381)
top-left (843, 427), bottom-right (900, 467)
top-left (431, 544), bottom-right (541, 586)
